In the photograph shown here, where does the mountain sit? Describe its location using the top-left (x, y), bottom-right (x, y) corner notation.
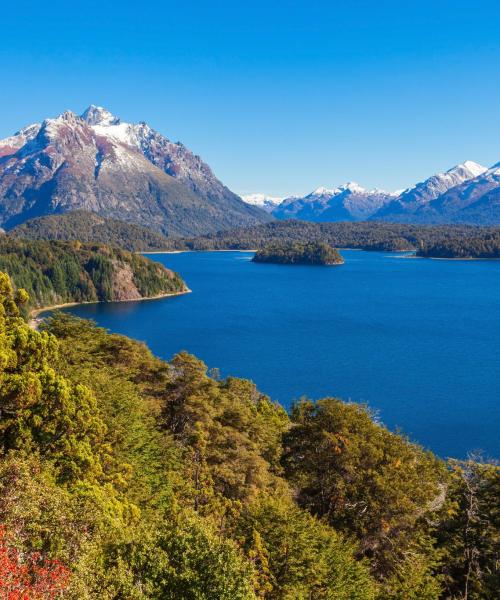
top-left (241, 193), bottom-right (285, 212)
top-left (410, 162), bottom-right (500, 224)
top-left (0, 106), bottom-right (272, 235)
top-left (272, 183), bottom-right (396, 221)
top-left (372, 161), bottom-right (487, 222)
top-left (10, 211), bottom-right (171, 251)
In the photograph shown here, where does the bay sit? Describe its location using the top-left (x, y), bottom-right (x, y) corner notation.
top-left (62, 250), bottom-right (500, 459)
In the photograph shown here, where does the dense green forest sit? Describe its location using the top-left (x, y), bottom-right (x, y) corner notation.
top-left (9, 212), bottom-right (500, 258)
top-left (417, 231), bottom-right (500, 258)
top-left (0, 237), bottom-right (186, 309)
top-left (9, 212), bottom-right (172, 252)
top-left (165, 220), bottom-right (500, 255)
top-left (0, 273), bottom-right (498, 598)
top-left (253, 242), bottom-right (344, 265)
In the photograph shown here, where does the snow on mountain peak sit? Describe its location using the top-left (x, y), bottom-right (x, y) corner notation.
top-left (312, 186), bottom-right (336, 196)
top-left (451, 160), bottom-right (487, 178)
top-left (311, 182), bottom-right (366, 197)
top-left (459, 160), bottom-right (487, 177)
top-left (81, 105), bottom-right (120, 126)
top-left (341, 181), bottom-right (365, 193)
top-left (242, 193), bottom-right (284, 206)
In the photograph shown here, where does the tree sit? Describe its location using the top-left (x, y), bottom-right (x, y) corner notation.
top-left (0, 525), bottom-right (70, 599)
top-left (436, 459), bottom-right (500, 599)
top-left (235, 496), bottom-right (377, 599)
top-left (282, 398), bottom-right (446, 578)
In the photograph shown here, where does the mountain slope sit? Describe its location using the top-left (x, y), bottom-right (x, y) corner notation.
top-left (0, 106), bottom-right (271, 235)
top-left (411, 162), bottom-right (500, 224)
top-left (372, 161), bottom-right (487, 222)
top-left (272, 183), bottom-right (396, 222)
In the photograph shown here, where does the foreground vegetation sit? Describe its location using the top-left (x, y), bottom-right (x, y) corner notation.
top-left (0, 272), bottom-right (498, 598)
top-left (0, 237), bottom-right (186, 309)
top-left (253, 242), bottom-right (344, 265)
top-left (9, 211), bottom-right (172, 252)
top-left (166, 220), bottom-right (500, 255)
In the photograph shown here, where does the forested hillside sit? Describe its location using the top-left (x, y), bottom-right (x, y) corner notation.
top-left (0, 237), bottom-right (186, 309)
top-left (165, 220), bottom-right (500, 254)
top-left (10, 212), bottom-right (172, 251)
top-left (417, 231), bottom-right (500, 258)
top-left (0, 274), bottom-right (497, 598)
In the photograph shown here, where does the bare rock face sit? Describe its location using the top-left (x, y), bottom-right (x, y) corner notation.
top-left (0, 106), bottom-right (271, 236)
top-left (111, 261), bottom-right (142, 301)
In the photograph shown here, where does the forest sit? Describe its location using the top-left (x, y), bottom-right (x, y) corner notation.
top-left (0, 272), bottom-right (498, 599)
top-left (0, 237), bottom-right (186, 309)
top-left (163, 220), bottom-right (500, 255)
top-left (9, 211), bottom-right (172, 252)
top-left (9, 212), bottom-right (500, 258)
top-left (253, 242), bottom-right (344, 265)
top-left (417, 231), bottom-right (500, 258)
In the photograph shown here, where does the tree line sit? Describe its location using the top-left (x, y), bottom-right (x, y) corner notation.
top-left (163, 220), bottom-right (500, 256)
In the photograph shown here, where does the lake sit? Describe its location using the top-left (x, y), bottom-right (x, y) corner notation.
top-left (62, 250), bottom-right (500, 459)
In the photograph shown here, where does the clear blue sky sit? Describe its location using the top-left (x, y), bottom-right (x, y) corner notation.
top-left (1, 0), bottom-right (499, 196)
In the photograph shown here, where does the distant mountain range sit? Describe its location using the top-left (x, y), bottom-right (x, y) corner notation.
top-left (1, 107), bottom-right (499, 232)
top-left (241, 193), bottom-right (284, 213)
top-left (244, 160), bottom-right (500, 225)
top-left (0, 106), bottom-right (271, 236)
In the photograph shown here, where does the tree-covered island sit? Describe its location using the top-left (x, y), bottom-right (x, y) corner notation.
top-left (252, 241), bottom-right (344, 265)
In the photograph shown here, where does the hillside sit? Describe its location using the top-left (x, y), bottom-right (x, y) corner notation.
top-left (417, 231), bottom-right (500, 258)
top-left (0, 275), bottom-right (497, 599)
top-left (0, 237), bottom-right (187, 309)
top-left (10, 211), bottom-right (171, 251)
top-left (0, 106), bottom-right (271, 236)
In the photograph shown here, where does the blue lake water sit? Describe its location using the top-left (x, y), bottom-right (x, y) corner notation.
top-left (62, 250), bottom-right (500, 459)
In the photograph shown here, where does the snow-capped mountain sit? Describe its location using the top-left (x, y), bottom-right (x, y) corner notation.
top-left (372, 161), bottom-right (487, 221)
top-left (241, 193), bottom-right (285, 212)
top-left (0, 106), bottom-right (271, 235)
top-left (272, 182), bottom-right (397, 222)
top-left (409, 161), bottom-right (500, 224)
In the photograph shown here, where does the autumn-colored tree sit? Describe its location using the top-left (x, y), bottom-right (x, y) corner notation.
top-left (0, 525), bottom-right (70, 599)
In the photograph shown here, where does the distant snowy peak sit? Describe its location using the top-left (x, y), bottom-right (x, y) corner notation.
top-left (81, 105), bottom-right (120, 126)
top-left (310, 182), bottom-right (364, 197)
top-left (373, 160), bottom-right (488, 221)
top-left (241, 193), bottom-right (284, 212)
top-left (0, 122), bottom-right (41, 156)
top-left (272, 181), bottom-right (396, 222)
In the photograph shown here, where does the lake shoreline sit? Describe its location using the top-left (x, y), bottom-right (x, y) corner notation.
top-left (28, 288), bottom-right (191, 330)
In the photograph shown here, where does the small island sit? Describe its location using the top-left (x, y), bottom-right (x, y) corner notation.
top-left (252, 241), bottom-right (344, 265)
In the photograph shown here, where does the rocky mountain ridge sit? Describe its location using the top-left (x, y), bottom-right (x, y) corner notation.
top-left (246, 160), bottom-right (500, 224)
top-left (0, 106), bottom-right (271, 235)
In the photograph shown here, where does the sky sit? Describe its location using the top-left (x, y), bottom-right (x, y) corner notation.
top-left (1, 0), bottom-right (499, 197)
